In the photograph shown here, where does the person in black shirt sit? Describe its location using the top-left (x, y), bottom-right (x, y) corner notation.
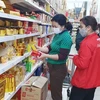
top-left (75, 26), bottom-right (85, 51)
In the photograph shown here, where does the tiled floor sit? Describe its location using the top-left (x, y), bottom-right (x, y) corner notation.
top-left (46, 87), bottom-right (100, 100)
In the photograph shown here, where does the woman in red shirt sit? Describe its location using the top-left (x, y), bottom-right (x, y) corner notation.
top-left (69, 16), bottom-right (100, 100)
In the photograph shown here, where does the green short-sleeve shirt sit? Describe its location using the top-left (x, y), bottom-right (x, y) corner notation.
top-left (47, 30), bottom-right (72, 64)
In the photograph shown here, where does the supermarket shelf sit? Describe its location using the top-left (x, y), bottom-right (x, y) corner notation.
top-left (41, 23), bottom-right (52, 26)
top-left (38, 32), bottom-right (55, 38)
top-left (38, 34), bottom-right (46, 38)
top-left (0, 12), bottom-right (52, 26)
top-left (15, 32), bottom-right (40, 39)
top-left (46, 32), bottom-right (55, 36)
top-left (4, 61), bottom-right (43, 100)
top-left (0, 41), bottom-right (49, 75)
top-left (45, 0), bottom-right (58, 13)
top-left (0, 12), bottom-right (41, 23)
top-left (0, 52), bottom-right (31, 75)
top-left (0, 32), bottom-right (40, 43)
top-left (9, 0), bottom-right (53, 17)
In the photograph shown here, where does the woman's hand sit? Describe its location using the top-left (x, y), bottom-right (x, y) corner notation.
top-left (35, 45), bottom-right (49, 53)
top-left (38, 52), bottom-right (48, 60)
top-left (35, 45), bottom-right (41, 51)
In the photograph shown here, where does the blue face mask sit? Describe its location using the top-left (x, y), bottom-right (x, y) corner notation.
top-left (79, 28), bottom-right (87, 37)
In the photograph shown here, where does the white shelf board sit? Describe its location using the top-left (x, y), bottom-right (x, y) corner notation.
top-left (38, 32), bottom-right (55, 38)
top-left (38, 34), bottom-right (46, 38)
top-left (0, 12), bottom-right (52, 25)
top-left (4, 61), bottom-right (43, 100)
top-left (0, 32), bottom-right (40, 43)
top-left (0, 12), bottom-right (41, 23)
top-left (46, 32), bottom-right (55, 36)
top-left (9, 0), bottom-right (53, 17)
top-left (0, 12), bottom-right (52, 26)
top-left (0, 52), bottom-right (31, 75)
top-left (42, 23), bottom-right (51, 26)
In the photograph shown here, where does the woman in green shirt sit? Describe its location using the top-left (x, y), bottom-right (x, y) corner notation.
top-left (37, 14), bottom-right (72, 100)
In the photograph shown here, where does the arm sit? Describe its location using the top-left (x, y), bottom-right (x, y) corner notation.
top-left (46, 48), bottom-right (70, 60)
top-left (39, 33), bottom-right (72, 60)
top-left (45, 54), bottom-right (59, 60)
top-left (73, 42), bottom-right (92, 69)
top-left (39, 48), bottom-right (70, 60)
top-left (36, 46), bottom-right (49, 53)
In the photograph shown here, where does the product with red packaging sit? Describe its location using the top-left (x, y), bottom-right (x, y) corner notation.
top-left (31, 50), bottom-right (41, 57)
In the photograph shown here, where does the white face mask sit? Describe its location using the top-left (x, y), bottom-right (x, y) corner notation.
top-left (96, 30), bottom-right (99, 34)
top-left (53, 28), bottom-right (62, 34)
top-left (79, 28), bottom-right (87, 37)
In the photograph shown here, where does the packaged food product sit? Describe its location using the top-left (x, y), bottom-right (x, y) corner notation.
top-left (0, 29), bottom-right (6, 36)
top-left (0, 77), bottom-right (6, 100)
top-left (5, 28), bottom-right (12, 36)
top-left (31, 50), bottom-right (41, 57)
top-left (18, 28), bottom-right (24, 34)
top-left (0, 20), bottom-right (5, 26)
top-left (5, 20), bottom-right (10, 27)
top-left (0, 56), bottom-right (8, 63)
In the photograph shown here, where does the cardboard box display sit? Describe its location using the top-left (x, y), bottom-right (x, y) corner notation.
top-left (21, 76), bottom-right (48, 100)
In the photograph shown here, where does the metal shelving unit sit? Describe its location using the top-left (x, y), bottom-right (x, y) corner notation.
top-left (0, 0), bottom-right (55, 99)
top-left (9, 0), bottom-right (53, 17)
top-left (0, 32), bottom-right (40, 43)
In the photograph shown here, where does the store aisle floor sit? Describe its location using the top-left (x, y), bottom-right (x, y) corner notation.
top-left (46, 87), bottom-right (100, 100)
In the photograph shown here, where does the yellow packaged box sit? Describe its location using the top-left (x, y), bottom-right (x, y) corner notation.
top-left (21, 76), bottom-right (48, 100)
top-left (3, 9), bottom-right (20, 16)
top-left (0, 29), bottom-right (6, 36)
top-left (0, 79), bottom-right (6, 100)
top-left (18, 28), bottom-right (24, 34)
top-left (5, 28), bottom-right (12, 35)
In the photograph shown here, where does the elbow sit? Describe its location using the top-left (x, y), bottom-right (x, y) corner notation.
top-left (74, 60), bottom-right (89, 69)
top-left (58, 54), bottom-right (67, 60)
top-left (78, 64), bottom-right (89, 69)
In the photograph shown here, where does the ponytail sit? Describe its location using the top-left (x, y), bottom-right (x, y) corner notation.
top-left (65, 22), bottom-right (73, 31)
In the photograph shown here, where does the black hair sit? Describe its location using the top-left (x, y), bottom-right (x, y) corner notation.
top-left (66, 22), bottom-right (73, 31)
top-left (51, 14), bottom-right (66, 26)
top-left (98, 24), bottom-right (100, 29)
top-left (51, 14), bottom-right (73, 31)
top-left (80, 16), bottom-right (98, 31)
